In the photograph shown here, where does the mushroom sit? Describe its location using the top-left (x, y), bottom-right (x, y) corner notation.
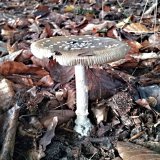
top-left (31, 35), bottom-right (130, 136)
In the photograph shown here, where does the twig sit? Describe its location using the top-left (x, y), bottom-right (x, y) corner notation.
top-left (0, 103), bottom-right (20, 160)
top-left (144, 1), bottom-right (158, 16)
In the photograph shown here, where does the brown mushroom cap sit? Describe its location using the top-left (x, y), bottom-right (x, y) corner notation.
top-left (31, 35), bottom-right (130, 66)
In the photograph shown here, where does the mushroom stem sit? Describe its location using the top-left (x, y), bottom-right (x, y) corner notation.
top-left (74, 65), bottom-right (92, 136)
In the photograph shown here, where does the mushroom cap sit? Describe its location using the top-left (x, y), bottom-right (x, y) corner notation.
top-left (31, 36), bottom-right (130, 66)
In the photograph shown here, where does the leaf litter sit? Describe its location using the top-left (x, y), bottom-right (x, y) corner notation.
top-left (0, 0), bottom-right (160, 159)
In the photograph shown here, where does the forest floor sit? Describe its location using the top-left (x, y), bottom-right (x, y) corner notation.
top-left (0, 0), bottom-right (160, 160)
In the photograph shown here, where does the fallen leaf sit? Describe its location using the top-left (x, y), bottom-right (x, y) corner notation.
top-left (0, 61), bottom-right (29, 75)
top-left (135, 99), bottom-right (152, 110)
top-left (0, 50), bottom-right (22, 64)
top-left (123, 23), bottom-right (150, 34)
top-left (116, 16), bottom-right (132, 28)
top-left (31, 56), bottom-right (49, 68)
top-left (64, 5), bottom-right (75, 12)
top-left (48, 61), bottom-right (74, 84)
top-left (131, 52), bottom-right (160, 60)
top-left (117, 141), bottom-right (160, 160)
top-left (63, 83), bottom-right (76, 110)
top-left (34, 5), bottom-right (50, 18)
top-left (40, 110), bottom-right (75, 127)
top-left (80, 21), bottom-right (110, 34)
top-left (55, 89), bottom-right (67, 102)
top-left (0, 77), bottom-right (15, 113)
top-left (40, 23), bottom-right (53, 39)
top-left (0, 41), bottom-right (7, 55)
top-left (27, 66), bottom-right (49, 77)
top-left (91, 100), bottom-right (109, 124)
top-left (37, 75), bottom-right (54, 87)
top-left (29, 22), bottom-right (41, 34)
top-left (1, 24), bottom-right (17, 38)
top-left (39, 117), bottom-right (58, 151)
top-left (87, 68), bottom-right (124, 101)
top-left (148, 33), bottom-right (160, 50)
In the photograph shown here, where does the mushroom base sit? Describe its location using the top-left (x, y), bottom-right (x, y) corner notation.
top-left (74, 115), bottom-right (92, 136)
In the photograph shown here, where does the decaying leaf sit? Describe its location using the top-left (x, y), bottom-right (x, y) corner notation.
top-left (117, 141), bottom-right (160, 160)
top-left (36, 75), bottom-right (54, 87)
top-left (131, 52), bottom-right (160, 60)
top-left (0, 61), bottom-right (29, 75)
top-left (91, 100), bottom-right (109, 124)
top-left (34, 4), bottom-right (50, 18)
top-left (26, 146), bottom-right (45, 160)
top-left (64, 5), bottom-right (75, 12)
top-left (0, 77), bottom-right (15, 113)
top-left (0, 0), bottom-right (160, 159)
top-left (123, 23), bottom-right (150, 34)
top-left (40, 110), bottom-right (75, 127)
top-left (63, 83), bottom-right (76, 110)
top-left (0, 41), bottom-right (7, 55)
top-left (80, 21), bottom-right (112, 34)
top-left (135, 98), bottom-right (152, 110)
top-left (116, 16), bottom-right (132, 28)
top-left (0, 50), bottom-right (22, 64)
top-left (148, 33), bottom-right (160, 50)
top-left (39, 117), bottom-right (58, 151)
top-left (48, 61), bottom-right (74, 84)
top-left (87, 68), bottom-right (124, 101)
top-left (1, 24), bottom-right (17, 39)
top-left (136, 85), bottom-right (160, 108)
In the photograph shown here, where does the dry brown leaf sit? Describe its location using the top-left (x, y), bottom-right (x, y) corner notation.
top-left (6, 74), bottom-right (34, 87)
top-left (63, 83), bottom-right (76, 110)
top-left (6, 41), bottom-right (18, 54)
top-left (87, 68), bottom-right (123, 101)
top-left (40, 23), bottom-right (53, 39)
top-left (75, 18), bottom-right (89, 30)
top-left (131, 52), bottom-right (160, 60)
top-left (48, 61), bottom-right (74, 84)
top-left (40, 110), bottom-right (75, 127)
top-left (135, 99), bottom-right (152, 110)
top-left (37, 75), bottom-right (54, 87)
top-left (0, 50), bottom-right (22, 64)
top-left (91, 101), bottom-right (109, 124)
top-left (34, 4), bottom-right (50, 18)
top-left (148, 33), bottom-right (160, 50)
top-left (116, 16), bottom-right (132, 28)
top-left (0, 61), bottom-right (29, 75)
top-left (19, 76), bottom-right (34, 86)
top-left (1, 24), bottom-right (17, 38)
top-left (117, 141), bottom-right (160, 160)
top-left (26, 147), bottom-right (45, 160)
top-left (39, 117), bottom-right (58, 151)
top-left (106, 26), bottom-right (117, 39)
top-left (0, 41), bottom-right (7, 55)
top-left (0, 77), bottom-right (15, 113)
top-left (123, 40), bottom-right (143, 61)
top-left (29, 22), bottom-right (41, 34)
top-left (55, 88), bottom-right (67, 102)
top-left (103, 4), bottom-right (111, 12)
top-left (31, 56), bottom-right (49, 68)
top-left (16, 50), bottom-right (33, 62)
top-left (80, 21), bottom-right (110, 34)
top-left (123, 23), bottom-right (150, 34)
top-left (27, 66), bottom-right (49, 77)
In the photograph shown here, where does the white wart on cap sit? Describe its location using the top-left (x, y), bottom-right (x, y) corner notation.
top-left (31, 35), bottom-right (130, 66)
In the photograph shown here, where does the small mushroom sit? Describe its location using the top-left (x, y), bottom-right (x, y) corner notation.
top-left (31, 35), bottom-right (130, 136)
